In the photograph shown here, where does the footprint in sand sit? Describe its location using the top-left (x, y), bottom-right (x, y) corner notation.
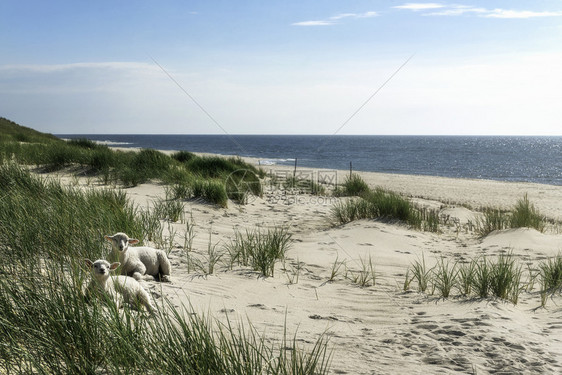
top-left (248, 303), bottom-right (268, 310)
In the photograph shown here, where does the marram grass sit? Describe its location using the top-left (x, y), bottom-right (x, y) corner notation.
top-left (0, 264), bottom-right (332, 374)
top-left (331, 177), bottom-right (441, 233)
top-left (0, 162), bottom-right (331, 374)
top-left (0, 136), bottom-right (264, 206)
top-left (225, 226), bottom-right (292, 277)
top-left (406, 253), bottom-right (524, 305)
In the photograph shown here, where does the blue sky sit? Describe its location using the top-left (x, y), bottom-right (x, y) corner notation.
top-left (1, 1), bottom-right (561, 135)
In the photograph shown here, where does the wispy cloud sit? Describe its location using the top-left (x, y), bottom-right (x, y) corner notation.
top-left (484, 9), bottom-right (562, 19)
top-left (354, 11), bottom-right (378, 18)
top-left (425, 5), bottom-right (487, 16)
top-left (292, 20), bottom-right (335, 26)
top-left (393, 3), bottom-right (444, 11)
top-left (296, 4), bottom-right (562, 25)
top-left (292, 11), bottom-right (377, 26)
top-left (0, 62), bottom-right (156, 74)
top-left (394, 3), bottom-right (562, 19)
top-left (330, 13), bottom-right (356, 20)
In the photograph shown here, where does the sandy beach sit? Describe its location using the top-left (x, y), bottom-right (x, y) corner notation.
top-left (5, 0), bottom-right (562, 371)
top-left (71, 150), bottom-right (562, 374)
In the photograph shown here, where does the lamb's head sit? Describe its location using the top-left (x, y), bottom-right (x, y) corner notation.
top-left (104, 232), bottom-right (140, 254)
top-left (85, 259), bottom-right (120, 282)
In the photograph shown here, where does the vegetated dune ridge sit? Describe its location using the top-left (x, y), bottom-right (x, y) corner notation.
top-left (61, 151), bottom-right (562, 374)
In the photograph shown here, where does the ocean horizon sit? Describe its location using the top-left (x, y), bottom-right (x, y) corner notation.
top-left (57, 134), bottom-right (562, 186)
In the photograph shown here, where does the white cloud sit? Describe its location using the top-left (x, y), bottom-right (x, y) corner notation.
top-left (357, 11), bottom-right (378, 18)
top-left (0, 62), bottom-right (156, 74)
top-left (293, 11), bottom-right (377, 26)
top-left (393, 3), bottom-right (444, 11)
top-left (484, 9), bottom-right (562, 19)
top-left (425, 5), bottom-right (487, 16)
top-left (330, 13), bottom-right (357, 20)
top-left (292, 20), bottom-right (335, 26)
top-left (330, 11), bottom-right (378, 20)
top-left (397, 3), bottom-right (562, 18)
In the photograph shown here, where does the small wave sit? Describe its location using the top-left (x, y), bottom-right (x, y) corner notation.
top-left (258, 160), bottom-right (277, 166)
top-left (94, 140), bottom-right (134, 146)
top-left (258, 158), bottom-right (296, 166)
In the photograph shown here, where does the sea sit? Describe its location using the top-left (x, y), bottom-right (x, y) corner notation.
top-left (57, 135), bottom-right (562, 186)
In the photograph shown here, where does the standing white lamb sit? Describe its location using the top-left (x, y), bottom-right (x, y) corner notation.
top-left (105, 232), bottom-right (172, 282)
top-left (84, 259), bottom-right (156, 314)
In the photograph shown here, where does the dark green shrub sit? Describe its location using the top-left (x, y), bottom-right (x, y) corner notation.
top-left (163, 166), bottom-right (193, 186)
top-left (225, 168), bottom-right (262, 204)
top-left (43, 144), bottom-right (83, 171)
top-left (118, 166), bottom-right (144, 187)
top-left (202, 180), bottom-right (228, 208)
top-left (14, 132), bottom-right (31, 143)
top-left (170, 182), bottom-right (191, 200)
top-left (190, 179), bottom-right (228, 207)
top-left (186, 156), bottom-right (260, 179)
top-left (131, 149), bottom-right (171, 179)
top-left (67, 138), bottom-right (99, 150)
top-left (88, 148), bottom-right (116, 172)
top-left (171, 150), bottom-right (196, 163)
top-left (186, 156), bottom-right (236, 178)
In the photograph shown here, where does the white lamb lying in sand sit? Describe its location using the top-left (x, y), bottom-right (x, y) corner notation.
top-left (85, 259), bottom-right (156, 314)
top-left (105, 232), bottom-right (172, 282)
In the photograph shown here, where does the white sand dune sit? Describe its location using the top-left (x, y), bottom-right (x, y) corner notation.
top-left (86, 153), bottom-right (562, 374)
top-left (482, 228), bottom-right (562, 256)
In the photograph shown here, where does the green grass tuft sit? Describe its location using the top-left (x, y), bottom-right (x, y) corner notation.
top-left (539, 254), bottom-right (562, 306)
top-left (510, 194), bottom-right (545, 232)
top-left (225, 227), bottom-right (292, 277)
top-left (433, 257), bottom-right (458, 298)
top-left (335, 173), bottom-right (370, 197)
top-left (331, 188), bottom-right (440, 232)
top-left (477, 194), bottom-right (546, 236)
top-left (406, 254), bottom-right (523, 304)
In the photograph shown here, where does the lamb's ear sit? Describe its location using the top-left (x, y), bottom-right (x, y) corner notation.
top-left (110, 262), bottom-right (121, 270)
top-left (128, 238), bottom-right (140, 245)
top-left (104, 235), bottom-right (114, 242)
top-left (84, 259), bottom-right (94, 268)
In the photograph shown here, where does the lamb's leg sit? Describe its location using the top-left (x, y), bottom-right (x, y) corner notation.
top-left (112, 294), bottom-right (123, 310)
top-left (132, 271), bottom-right (155, 281)
top-left (157, 251), bottom-right (172, 282)
top-left (138, 288), bottom-right (156, 314)
top-left (131, 263), bottom-right (154, 281)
